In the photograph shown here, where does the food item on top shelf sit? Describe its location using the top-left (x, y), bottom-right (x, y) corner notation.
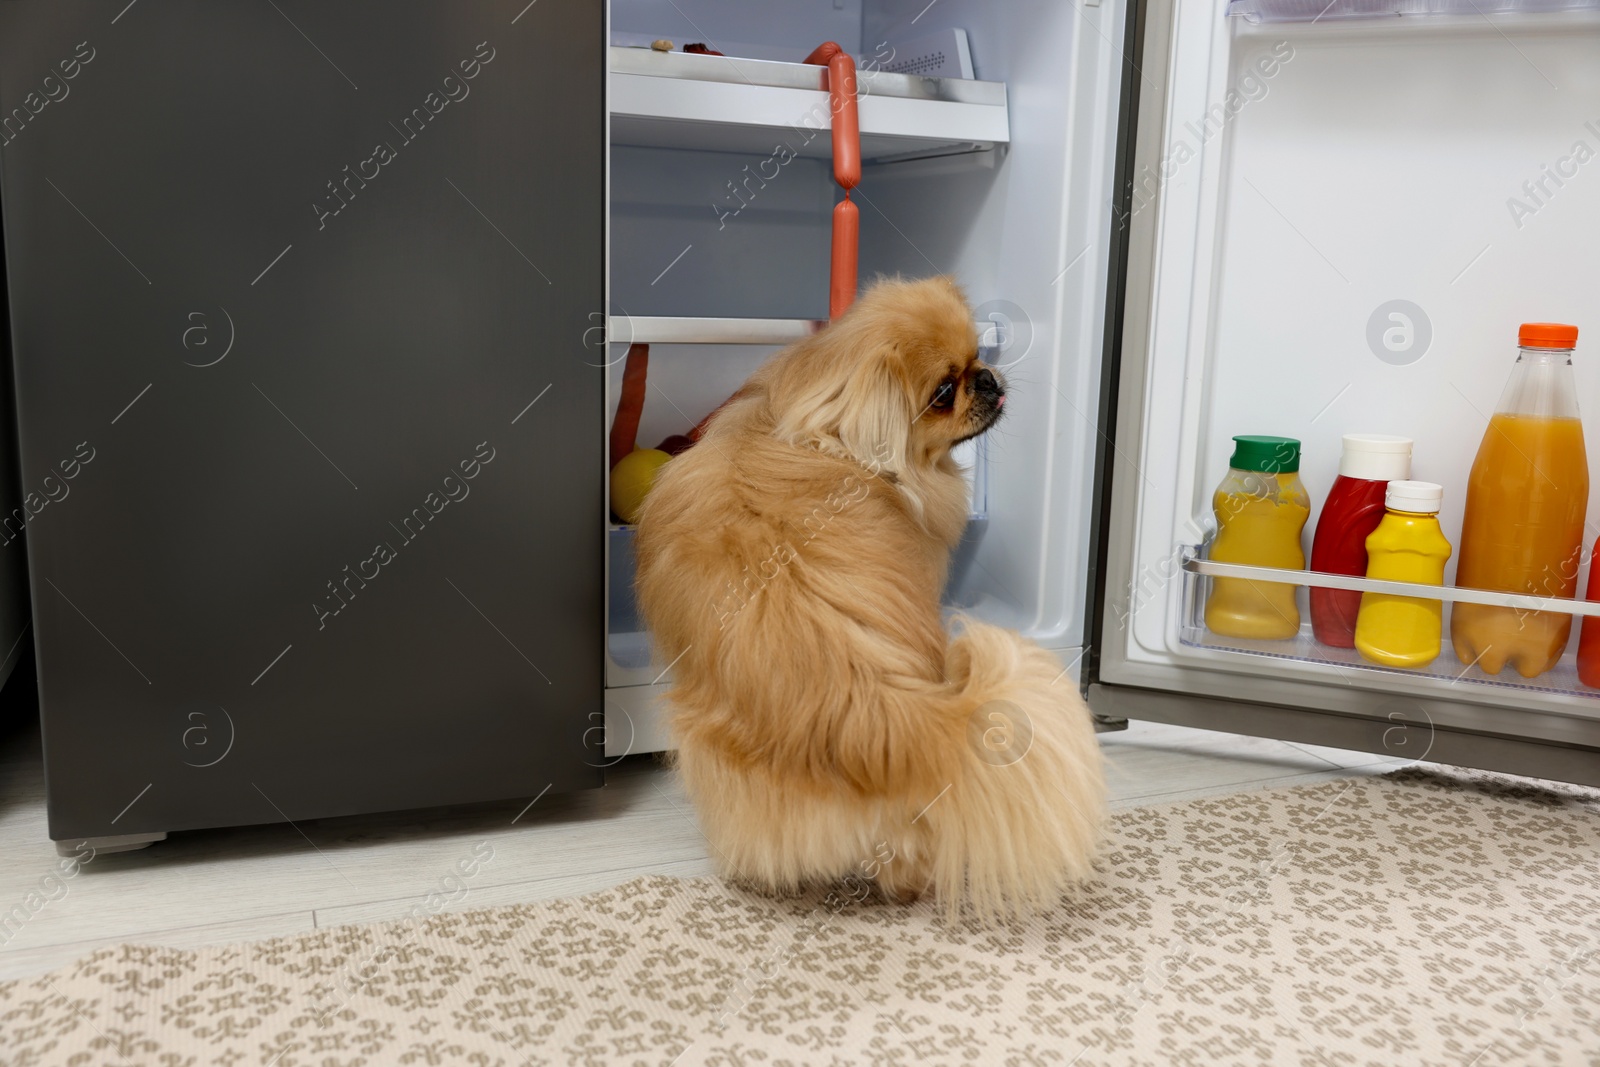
top-left (610, 448), bottom-right (672, 525)
top-left (1451, 323), bottom-right (1588, 679)
top-left (1354, 481), bottom-right (1452, 669)
top-left (1308, 434), bottom-right (1413, 648)
top-left (1205, 436), bottom-right (1310, 640)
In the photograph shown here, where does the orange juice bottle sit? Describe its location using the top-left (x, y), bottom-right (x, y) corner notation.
top-left (1205, 436), bottom-right (1310, 640)
top-left (1451, 323), bottom-right (1588, 678)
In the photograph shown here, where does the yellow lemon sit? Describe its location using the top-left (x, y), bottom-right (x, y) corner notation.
top-left (610, 448), bottom-right (672, 524)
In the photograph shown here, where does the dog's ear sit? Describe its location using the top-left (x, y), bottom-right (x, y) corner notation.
top-left (771, 345), bottom-right (911, 478)
top-left (834, 357), bottom-right (911, 478)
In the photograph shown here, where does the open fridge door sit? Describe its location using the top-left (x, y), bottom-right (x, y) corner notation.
top-left (1088, 0), bottom-right (1600, 785)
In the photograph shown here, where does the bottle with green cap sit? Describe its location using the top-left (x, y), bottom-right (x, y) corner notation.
top-left (1205, 435), bottom-right (1311, 640)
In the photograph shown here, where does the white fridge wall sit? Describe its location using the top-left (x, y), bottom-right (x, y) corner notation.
top-left (856, 0), bottom-right (1128, 646)
top-left (1204, 18), bottom-right (1600, 585)
top-left (603, 342), bottom-right (776, 451)
top-left (607, 141), bottom-right (833, 449)
top-left (610, 144), bottom-right (834, 321)
top-left (1121, 7), bottom-right (1600, 707)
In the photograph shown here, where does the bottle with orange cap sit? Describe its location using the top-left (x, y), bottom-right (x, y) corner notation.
top-left (1451, 322), bottom-right (1588, 678)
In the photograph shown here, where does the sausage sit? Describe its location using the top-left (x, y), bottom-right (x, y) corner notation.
top-left (608, 342), bottom-right (650, 469)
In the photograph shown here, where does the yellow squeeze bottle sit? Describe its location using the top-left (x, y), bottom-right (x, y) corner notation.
top-left (1354, 481), bottom-right (1452, 668)
top-left (1205, 436), bottom-right (1310, 640)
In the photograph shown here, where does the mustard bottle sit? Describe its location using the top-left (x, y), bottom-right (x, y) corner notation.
top-left (1354, 481), bottom-right (1453, 668)
top-left (1205, 436), bottom-right (1310, 640)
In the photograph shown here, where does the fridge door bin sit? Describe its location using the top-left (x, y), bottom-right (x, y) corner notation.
top-left (1176, 547), bottom-right (1600, 700)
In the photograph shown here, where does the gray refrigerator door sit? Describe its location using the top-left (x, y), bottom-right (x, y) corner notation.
top-left (0, 1), bottom-right (604, 841)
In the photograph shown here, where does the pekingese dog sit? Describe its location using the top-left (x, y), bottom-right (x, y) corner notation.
top-left (635, 276), bottom-right (1104, 919)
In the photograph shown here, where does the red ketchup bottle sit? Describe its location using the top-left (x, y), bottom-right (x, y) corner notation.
top-left (1578, 561), bottom-right (1600, 687)
top-left (1308, 435), bottom-right (1413, 647)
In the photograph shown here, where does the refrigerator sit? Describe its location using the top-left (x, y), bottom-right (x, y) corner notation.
top-left (4, 0), bottom-right (1598, 853)
top-left (0, 1), bottom-right (606, 849)
top-left (602, 0), bottom-right (1600, 788)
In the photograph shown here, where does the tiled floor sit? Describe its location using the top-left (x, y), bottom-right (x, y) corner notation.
top-left (0, 714), bottom-right (1402, 982)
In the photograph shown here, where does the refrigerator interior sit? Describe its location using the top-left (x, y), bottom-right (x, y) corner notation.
top-left (1102, 2), bottom-right (1600, 744)
top-left (602, 0), bottom-right (1130, 741)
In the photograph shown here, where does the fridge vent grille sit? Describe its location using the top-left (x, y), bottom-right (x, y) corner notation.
top-left (876, 28), bottom-right (974, 80)
top-left (886, 52), bottom-right (948, 75)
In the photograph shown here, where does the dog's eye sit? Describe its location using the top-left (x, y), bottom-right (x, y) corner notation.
top-left (931, 380), bottom-right (956, 410)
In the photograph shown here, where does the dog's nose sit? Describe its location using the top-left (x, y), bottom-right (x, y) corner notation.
top-left (974, 368), bottom-right (1001, 397)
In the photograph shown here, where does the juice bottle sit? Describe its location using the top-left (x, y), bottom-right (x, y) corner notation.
top-left (1354, 481), bottom-right (1452, 668)
top-left (1451, 323), bottom-right (1588, 678)
top-left (1308, 435), bottom-right (1413, 647)
top-left (1205, 436), bottom-right (1310, 640)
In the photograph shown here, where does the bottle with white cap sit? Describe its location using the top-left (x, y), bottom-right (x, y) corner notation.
top-left (1353, 480), bottom-right (1453, 669)
top-left (1309, 434), bottom-right (1413, 648)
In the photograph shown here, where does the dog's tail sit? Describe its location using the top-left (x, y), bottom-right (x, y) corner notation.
top-left (906, 618), bottom-right (1106, 921)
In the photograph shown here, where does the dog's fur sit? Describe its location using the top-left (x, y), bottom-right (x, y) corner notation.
top-left (634, 276), bottom-right (1105, 920)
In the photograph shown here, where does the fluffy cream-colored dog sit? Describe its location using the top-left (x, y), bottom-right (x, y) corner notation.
top-left (635, 276), bottom-right (1104, 919)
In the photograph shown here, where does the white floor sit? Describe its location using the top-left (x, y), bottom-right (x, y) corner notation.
top-left (0, 717), bottom-right (1403, 982)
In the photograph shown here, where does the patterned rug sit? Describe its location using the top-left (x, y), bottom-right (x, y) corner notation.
top-left (2, 767), bottom-right (1598, 1066)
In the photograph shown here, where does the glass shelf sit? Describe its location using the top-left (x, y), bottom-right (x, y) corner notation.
top-left (608, 316), bottom-right (1015, 347)
top-left (609, 47), bottom-right (1008, 164)
top-left (609, 316), bottom-right (824, 346)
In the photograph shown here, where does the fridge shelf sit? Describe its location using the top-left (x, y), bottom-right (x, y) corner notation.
top-left (1227, 0), bottom-right (1600, 21)
top-left (609, 47), bottom-right (1009, 164)
top-left (610, 316), bottom-right (825, 346)
top-left (1176, 551), bottom-right (1600, 700)
top-left (609, 316), bottom-right (1018, 347)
